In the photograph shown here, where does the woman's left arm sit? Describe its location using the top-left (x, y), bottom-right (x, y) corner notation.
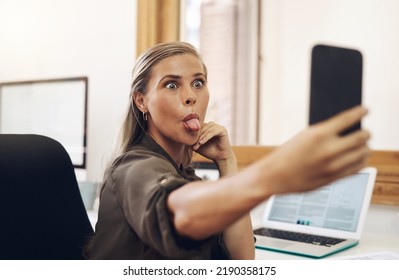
top-left (216, 157), bottom-right (255, 259)
top-left (193, 122), bottom-right (255, 260)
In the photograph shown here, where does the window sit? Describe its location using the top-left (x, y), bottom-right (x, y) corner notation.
top-left (181, 0), bottom-right (260, 144)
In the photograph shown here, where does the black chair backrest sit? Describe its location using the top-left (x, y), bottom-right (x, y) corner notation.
top-left (0, 134), bottom-right (94, 259)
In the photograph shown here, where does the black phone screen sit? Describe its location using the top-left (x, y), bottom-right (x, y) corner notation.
top-left (309, 44), bottom-right (362, 135)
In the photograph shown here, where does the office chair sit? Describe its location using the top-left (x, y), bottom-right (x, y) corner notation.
top-left (0, 134), bottom-right (94, 259)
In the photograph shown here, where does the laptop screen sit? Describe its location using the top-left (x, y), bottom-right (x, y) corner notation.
top-left (267, 173), bottom-right (369, 233)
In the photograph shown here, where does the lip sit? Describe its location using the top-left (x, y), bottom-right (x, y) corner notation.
top-left (182, 113), bottom-right (200, 122)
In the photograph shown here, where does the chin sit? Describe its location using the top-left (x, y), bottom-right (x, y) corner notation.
top-left (181, 134), bottom-right (199, 146)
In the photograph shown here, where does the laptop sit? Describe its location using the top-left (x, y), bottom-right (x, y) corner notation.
top-left (254, 167), bottom-right (377, 258)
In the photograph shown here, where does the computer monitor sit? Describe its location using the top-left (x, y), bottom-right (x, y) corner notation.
top-left (0, 77), bottom-right (88, 168)
top-left (193, 161), bottom-right (220, 181)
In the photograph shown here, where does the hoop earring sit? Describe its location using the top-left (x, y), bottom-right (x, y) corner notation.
top-left (143, 112), bottom-right (148, 121)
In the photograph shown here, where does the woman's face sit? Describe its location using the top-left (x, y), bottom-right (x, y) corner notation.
top-left (144, 53), bottom-right (209, 150)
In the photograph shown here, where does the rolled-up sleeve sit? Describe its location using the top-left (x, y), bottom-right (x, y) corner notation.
top-left (111, 152), bottom-right (224, 259)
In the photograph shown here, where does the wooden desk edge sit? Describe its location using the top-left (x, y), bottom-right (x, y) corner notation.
top-left (193, 146), bottom-right (399, 206)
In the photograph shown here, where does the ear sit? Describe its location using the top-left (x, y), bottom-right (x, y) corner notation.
top-left (132, 92), bottom-right (147, 113)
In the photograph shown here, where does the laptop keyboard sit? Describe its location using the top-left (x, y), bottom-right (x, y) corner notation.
top-left (254, 228), bottom-right (345, 247)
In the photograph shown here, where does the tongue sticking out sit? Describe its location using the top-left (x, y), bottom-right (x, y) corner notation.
top-left (184, 118), bottom-right (201, 132)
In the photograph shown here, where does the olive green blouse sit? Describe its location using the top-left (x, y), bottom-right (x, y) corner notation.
top-left (89, 134), bottom-right (230, 259)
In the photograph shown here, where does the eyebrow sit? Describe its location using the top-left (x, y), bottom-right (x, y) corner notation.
top-left (157, 73), bottom-right (206, 86)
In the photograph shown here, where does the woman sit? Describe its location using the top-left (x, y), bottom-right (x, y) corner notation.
top-left (89, 41), bottom-right (369, 260)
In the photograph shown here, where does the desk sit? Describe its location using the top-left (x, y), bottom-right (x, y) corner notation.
top-left (252, 204), bottom-right (399, 260)
top-left (87, 204), bottom-right (398, 259)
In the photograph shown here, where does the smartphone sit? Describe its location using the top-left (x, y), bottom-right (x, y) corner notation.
top-left (309, 44), bottom-right (363, 135)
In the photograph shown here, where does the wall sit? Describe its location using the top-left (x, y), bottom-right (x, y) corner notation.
top-left (0, 0), bottom-right (136, 182)
top-left (260, 0), bottom-right (399, 150)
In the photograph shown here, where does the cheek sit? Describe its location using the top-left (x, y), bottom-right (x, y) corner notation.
top-left (201, 90), bottom-right (210, 103)
top-left (199, 92), bottom-right (210, 113)
top-left (148, 96), bottom-right (179, 120)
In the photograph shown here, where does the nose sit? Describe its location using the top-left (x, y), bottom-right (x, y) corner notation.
top-left (185, 96), bottom-right (196, 106)
top-left (183, 88), bottom-right (196, 106)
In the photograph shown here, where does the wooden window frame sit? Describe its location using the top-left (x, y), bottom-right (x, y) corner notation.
top-left (194, 146), bottom-right (399, 206)
top-left (136, 0), bottom-right (180, 57)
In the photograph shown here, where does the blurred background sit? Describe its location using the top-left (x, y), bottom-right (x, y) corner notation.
top-left (1, 0), bottom-right (398, 209)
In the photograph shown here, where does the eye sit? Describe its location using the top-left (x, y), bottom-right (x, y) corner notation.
top-left (192, 79), bottom-right (205, 88)
top-left (165, 82), bottom-right (178, 90)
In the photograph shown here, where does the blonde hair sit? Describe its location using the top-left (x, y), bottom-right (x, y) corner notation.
top-left (116, 41), bottom-right (208, 167)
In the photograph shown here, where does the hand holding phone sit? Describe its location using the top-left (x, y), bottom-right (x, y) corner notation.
top-left (309, 44), bottom-right (363, 135)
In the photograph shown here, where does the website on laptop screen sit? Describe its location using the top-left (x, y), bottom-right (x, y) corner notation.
top-left (267, 173), bottom-right (369, 233)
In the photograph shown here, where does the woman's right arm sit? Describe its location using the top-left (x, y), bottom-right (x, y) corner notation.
top-left (167, 106), bottom-right (370, 241)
